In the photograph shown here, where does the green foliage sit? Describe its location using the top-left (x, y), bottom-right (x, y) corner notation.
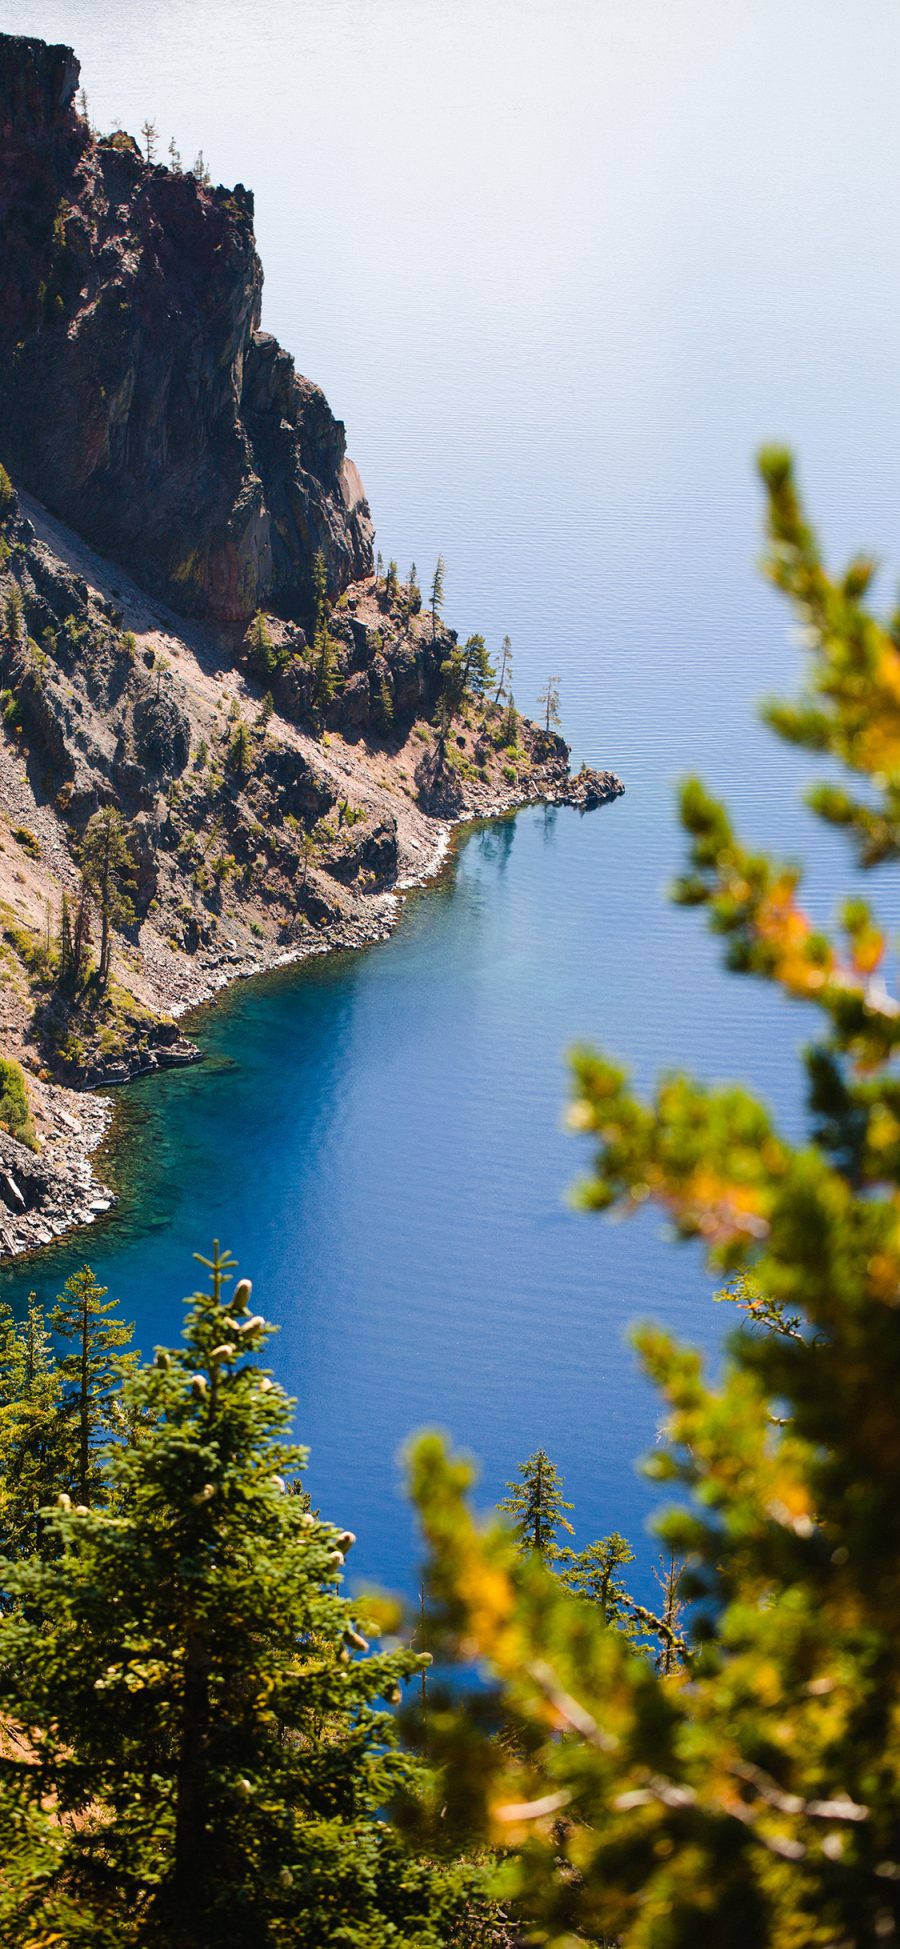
top-left (245, 609), bottom-right (289, 681)
top-left (499, 1448), bottom-right (573, 1563)
top-left (439, 635), bottom-right (495, 719)
top-left (12, 825), bottom-right (40, 859)
top-left (229, 717), bottom-right (253, 778)
top-left (79, 808), bottom-right (137, 989)
top-left (0, 1246), bottom-right (474, 1946)
top-left (50, 1266), bottom-right (137, 1508)
top-left (559, 1531), bottom-right (636, 1627)
top-left (0, 1295), bottom-right (66, 1566)
top-left (405, 453), bottom-right (900, 1945)
top-left (0, 463), bottom-right (13, 512)
top-left (430, 554), bottom-right (445, 639)
top-left (0, 1054), bottom-right (36, 1150)
top-left (3, 580), bottom-right (24, 645)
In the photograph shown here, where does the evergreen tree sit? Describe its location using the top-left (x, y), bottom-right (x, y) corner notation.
top-left (462, 632), bottom-right (496, 705)
top-left (430, 555), bottom-right (445, 641)
top-left (559, 1531), bottom-right (636, 1628)
top-left (246, 608), bottom-right (278, 680)
top-left (493, 634), bottom-right (512, 707)
top-left (50, 1266), bottom-right (137, 1508)
top-left (229, 718), bottom-right (252, 779)
top-left (537, 674), bottom-right (561, 733)
top-left (0, 1296), bottom-right (65, 1568)
top-left (3, 580), bottom-right (24, 644)
top-left (140, 118), bottom-right (158, 164)
top-left (312, 549), bottom-right (329, 632)
top-left (80, 806), bottom-right (137, 989)
top-left (71, 872), bottom-right (92, 991)
top-left (0, 1245), bottom-right (471, 1946)
top-left (385, 559), bottom-right (399, 600)
top-left (499, 1449), bottom-right (574, 1563)
top-left (407, 563), bottom-right (420, 616)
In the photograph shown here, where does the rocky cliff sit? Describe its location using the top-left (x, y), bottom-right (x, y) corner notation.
top-left (0, 33), bottom-right (623, 1260)
top-left (0, 33), bottom-right (372, 624)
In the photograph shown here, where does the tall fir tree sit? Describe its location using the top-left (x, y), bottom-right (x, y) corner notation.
top-left (0, 1296), bottom-right (66, 1567)
top-left (50, 1266), bottom-right (137, 1508)
top-left (499, 1448), bottom-right (574, 1563)
top-left (430, 555), bottom-right (445, 641)
top-left (0, 1245), bottom-right (475, 1947)
top-left (80, 807), bottom-right (136, 989)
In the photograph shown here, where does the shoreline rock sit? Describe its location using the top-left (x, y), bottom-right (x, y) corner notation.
top-left (0, 768), bottom-right (623, 1267)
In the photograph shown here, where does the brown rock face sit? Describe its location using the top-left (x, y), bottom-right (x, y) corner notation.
top-left (0, 33), bottom-right (374, 625)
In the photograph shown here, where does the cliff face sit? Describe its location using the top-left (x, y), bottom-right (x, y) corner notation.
top-left (0, 34), bottom-right (373, 625)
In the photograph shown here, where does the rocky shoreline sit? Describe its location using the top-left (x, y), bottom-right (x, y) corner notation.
top-left (0, 32), bottom-right (624, 1270)
top-left (0, 766), bottom-right (622, 1266)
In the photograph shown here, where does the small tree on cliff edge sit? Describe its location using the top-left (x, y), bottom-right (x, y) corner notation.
top-left (0, 1246), bottom-right (472, 1947)
top-left (430, 554), bottom-right (445, 640)
top-left (537, 673), bottom-right (561, 733)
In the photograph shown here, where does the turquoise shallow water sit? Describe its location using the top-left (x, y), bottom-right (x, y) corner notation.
top-left (2, 0), bottom-right (900, 1597)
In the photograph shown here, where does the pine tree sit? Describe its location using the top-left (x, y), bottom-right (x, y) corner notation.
top-left (247, 608), bottom-right (276, 679)
top-left (430, 555), bottom-right (445, 641)
top-left (71, 872), bottom-right (92, 990)
top-left (50, 1265), bottom-right (137, 1508)
top-left (0, 1296), bottom-right (66, 1567)
top-left (537, 674), bottom-right (561, 733)
top-left (312, 548), bottom-right (329, 632)
top-left (3, 580), bottom-right (24, 644)
top-left (407, 563), bottom-right (420, 616)
top-left (499, 1449), bottom-right (574, 1563)
top-left (229, 718), bottom-right (252, 779)
top-left (58, 890), bottom-right (73, 985)
top-left (462, 632), bottom-right (496, 705)
top-left (80, 806), bottom-right (137, 989)
top-left (0, 1245), bottom-right (469, 1946)
top-left (385, 558), bottom-right (399, 600)
top-left (493, 634), bottom-right (512, 708)
top-left (559, 1531), bottom-right (636, 1628)
top-left (140, 118), bottom-right (158, 164)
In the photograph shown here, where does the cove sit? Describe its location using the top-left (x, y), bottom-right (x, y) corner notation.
top-left (0, 800), bottom-right (826, 1604)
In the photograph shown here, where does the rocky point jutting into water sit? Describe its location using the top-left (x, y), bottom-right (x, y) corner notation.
top-left (0, 32), bottom-right (622, 1258)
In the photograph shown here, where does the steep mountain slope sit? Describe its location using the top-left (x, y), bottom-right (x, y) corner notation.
top-left (0, 32), bottom-right (622, 1257)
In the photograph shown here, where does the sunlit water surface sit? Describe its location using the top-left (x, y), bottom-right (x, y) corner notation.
top-left (2, 0), bottom-right (900, 1596)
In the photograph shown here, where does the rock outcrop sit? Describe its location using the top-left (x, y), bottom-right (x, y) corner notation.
top-left (0, 33), bottom-right (373, 625)
top-left (0, 33), bottom-right (625, 1263)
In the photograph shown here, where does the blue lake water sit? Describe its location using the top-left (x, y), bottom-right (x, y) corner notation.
top-left (2, 0), bottom-right (900, 1598)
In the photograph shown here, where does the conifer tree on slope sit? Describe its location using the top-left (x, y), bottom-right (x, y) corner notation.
top-left (0, 1245), bottom-right (474, 1948)
top-left (50, 1264), bottom-right (137, 1507)
top-left (0, 1294), bottom-right (65, 1566)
